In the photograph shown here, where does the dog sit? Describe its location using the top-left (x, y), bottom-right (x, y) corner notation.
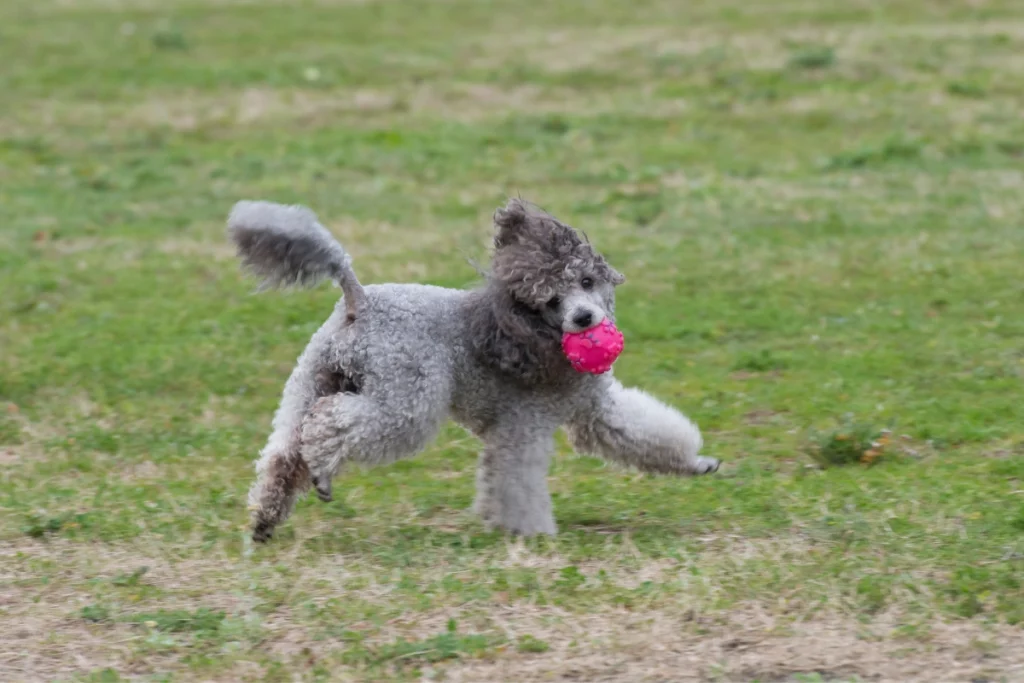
top-left (228, 198), bottom-right (720, 542)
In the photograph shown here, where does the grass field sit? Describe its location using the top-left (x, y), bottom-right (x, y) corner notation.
top-left (2, 0), bottom-right (1024, 680)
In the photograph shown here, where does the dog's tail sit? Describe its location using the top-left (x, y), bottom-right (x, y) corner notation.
top-left (227, 200), bottom-right (367, 320)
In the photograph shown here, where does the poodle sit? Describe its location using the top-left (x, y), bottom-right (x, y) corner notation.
top-left (228, 198), bottom-right (720, 542)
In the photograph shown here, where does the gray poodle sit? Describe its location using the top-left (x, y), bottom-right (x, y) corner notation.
top-left (228, 198), bottom-right (720, 542)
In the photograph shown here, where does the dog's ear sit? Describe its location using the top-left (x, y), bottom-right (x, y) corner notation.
top-left (493, 197), bottom-right (531, 248)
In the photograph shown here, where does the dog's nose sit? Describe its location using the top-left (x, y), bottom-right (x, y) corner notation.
top-left (572, 311), bottom-right (594, 329)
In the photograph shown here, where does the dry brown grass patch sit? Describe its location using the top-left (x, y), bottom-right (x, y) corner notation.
top-left (445, 606), bottom-right (1024, 682)
top-left (3, 533), bottom-right (1021, 681)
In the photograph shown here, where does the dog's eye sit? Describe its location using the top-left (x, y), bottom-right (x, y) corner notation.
top-left (546, 297), bottom-right (561, 309)
top-left (581, 277), bottom-right (593, 290)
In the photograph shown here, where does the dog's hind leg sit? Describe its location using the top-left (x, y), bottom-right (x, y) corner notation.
top-left (247, 319), bottom-right (339, 543)
top-left (565, 376), bottom-right (719, 476)
top-left (248, 431), bottom-right (309, 543)
top-left (299, 364), bottom-right (451, 500)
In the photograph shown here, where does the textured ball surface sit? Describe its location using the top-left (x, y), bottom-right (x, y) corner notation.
top-left (562, 318), bottom-right (625, 374)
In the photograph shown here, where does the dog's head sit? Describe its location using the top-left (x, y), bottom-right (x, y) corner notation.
top-left (490, 198), bottom-right (625, 334)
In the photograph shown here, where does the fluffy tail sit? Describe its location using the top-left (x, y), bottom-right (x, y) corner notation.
top-left (227, 200), bottom-right (366, 320)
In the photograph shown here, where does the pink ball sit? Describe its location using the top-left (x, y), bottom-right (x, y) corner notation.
top-left (562, 318), bottom-right (625, 374)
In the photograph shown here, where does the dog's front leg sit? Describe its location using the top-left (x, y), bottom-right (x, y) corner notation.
top-left (566, 376), bottom-right (720, 476)
top-left (474, 416), bottom-right (558, 536)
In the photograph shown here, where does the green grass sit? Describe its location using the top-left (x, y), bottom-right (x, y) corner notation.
top-left (1, 0), bottom-right (1023, 680)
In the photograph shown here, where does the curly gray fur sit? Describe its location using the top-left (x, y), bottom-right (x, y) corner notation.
top-left (235, 197), bottom-right (719, 543)
top-left (464, 285), bottom-right (568, 386)
top-left (491, 198), bottom-right (625, 306)
top-left (465, 198), bottom-right (628, 384)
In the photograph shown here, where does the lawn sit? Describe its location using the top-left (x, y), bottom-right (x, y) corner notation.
top-left (1, 0), bottom-right (1023, 680)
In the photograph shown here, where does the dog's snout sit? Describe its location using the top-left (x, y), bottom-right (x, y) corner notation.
top-left (572, 310), bottom-right (594, 329)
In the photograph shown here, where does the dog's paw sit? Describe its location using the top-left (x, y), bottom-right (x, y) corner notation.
top-left (691, 456), bottom-right (720, 475)
top-left (251, 522), bottom-right (274, 543)
top-left (312, 475), bottom-right (333, 503)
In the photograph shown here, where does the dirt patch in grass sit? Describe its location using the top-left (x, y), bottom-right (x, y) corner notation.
top-left (444, 606), bottom-right (1024, 682)
top-left (5, 80), bottom-right (683, 137)
top-left (0, 540), bottom-right (255, 680)
top-left (46, 0), bottom-right (378, 9)
top-left (121, 84), bottom-right (580, 132)
top-left (0, 445), bottom-right (29, 466)
top-left (483, 27), bottom-right (674, 72)
top-left (2, 515), bottom-right (1021, 680)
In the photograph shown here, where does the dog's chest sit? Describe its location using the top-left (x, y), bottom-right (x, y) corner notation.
top-left (448, 373), bottom-right (583, 436)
